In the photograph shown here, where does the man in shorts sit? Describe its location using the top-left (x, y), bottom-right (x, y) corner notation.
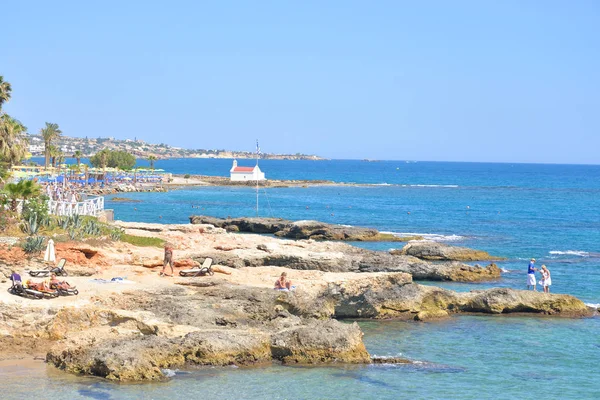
top-left (527, 258), bottom-right (537, 291)
top-left (161, 244), bottom-right (174, 277)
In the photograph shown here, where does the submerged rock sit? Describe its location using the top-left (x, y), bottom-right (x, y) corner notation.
top-left (110, 197), bottom-right (142, 203)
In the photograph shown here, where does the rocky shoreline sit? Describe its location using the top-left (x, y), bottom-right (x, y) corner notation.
top-left (0, 221), bottom-right (595, 382)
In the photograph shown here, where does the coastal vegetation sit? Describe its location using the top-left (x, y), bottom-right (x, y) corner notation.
top-left (90, 149), bottom-right (136, 170)
top-left (3, 179), bottom-right (40, 212)
top-left (120, 233), bottom-right (164, 247)
top-left (41, 122), bottom-right (62, 168)
top-left (0, 177), bottom-right (135, 254)
top-left (0, 76), bottom-right (10, 107)
top-left (0, 76), bottom-right (28, 170)
top-left (147, 155), bottom-right (157, 169)
top-left (73, 150), bottom-right (83, 166)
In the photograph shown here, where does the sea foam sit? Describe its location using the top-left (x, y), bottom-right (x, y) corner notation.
top-left (382, 232), bottom-right (465, 242)
top-left (161, 368), bottom-right (178, 378)
top-left (400, 184), bottom-right (459, 188)
top-left (549, 250), bottom-right (589, 257)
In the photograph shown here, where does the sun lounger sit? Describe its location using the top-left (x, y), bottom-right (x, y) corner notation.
top-left (25, 280), bottom-right (59, 298)
top-left (28, 258), bottom-right (68, 277)
top-left (50, 281), bottom-right (78, 296)
top-left (179, 258), bottom-right (214, 277)
top-left (8, 274), bottom-right (44, 299)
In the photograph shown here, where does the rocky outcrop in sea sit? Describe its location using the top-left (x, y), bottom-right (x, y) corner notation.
top-left (0, 221), bottom-right (592, 382)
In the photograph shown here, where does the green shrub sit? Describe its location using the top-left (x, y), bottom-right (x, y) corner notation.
top-left (120, 234), bottom-right (164, 247)
top-left (21, 236), bottom-right (46, 254)
top-left (184, 174), bottom-right (191, 179)
top-left (58, 216), bottom-right (70, 230)
top-left (21, 196), bottom-right (49, 223)
top-left (109, 227), bottom-right (124, 241)
top-left (69, 214), bottom-right (82, 229)
top-left (82, 219), bottom-right (101, 236)
top-left (90, 149), bottom-right (136, 170)
top-left (20, 214), bottom-right (40, 236)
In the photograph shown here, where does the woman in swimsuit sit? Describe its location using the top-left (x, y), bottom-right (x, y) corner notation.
top-left (540, 265), bottom-right (552, 293)
top-left (274, 272), bottom-right (292, 290)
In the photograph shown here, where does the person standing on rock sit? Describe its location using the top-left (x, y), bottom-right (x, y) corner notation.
top-left (540, 265), bottom-right (552, 293)
top-left (161, 244), bottom-right (174, 277)
top-left (527, 258), bottom-right (538, 291)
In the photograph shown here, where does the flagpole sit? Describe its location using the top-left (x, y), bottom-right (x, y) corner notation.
top-left (256, 140), bottom-right (259, 217)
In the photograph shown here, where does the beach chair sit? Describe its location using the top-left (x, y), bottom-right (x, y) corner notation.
top-left (7, 274), bottom-right (44, 299)
top-left (51, 282), bottom-right (79, 296)
top-left (179, 258), bottom-right (214, 277)
top-left (28, 258), bottom-right (68, 277)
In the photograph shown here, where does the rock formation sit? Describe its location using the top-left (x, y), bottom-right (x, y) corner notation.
top-left (392, 241), bottom-right (504, 261)
top-left (0, 221), bottom-right (589, 383)
top-left (189, 216), bottom-right (417, 242)
top-left (1, 267), bottom-right (591, 382)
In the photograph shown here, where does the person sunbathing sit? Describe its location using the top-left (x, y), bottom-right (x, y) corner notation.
top-left (274, 272), bottom-right (293, 290)
top-left (49, 274), bottom-right (74, 290)
top-left (26, 279), bottom-right (52, 292)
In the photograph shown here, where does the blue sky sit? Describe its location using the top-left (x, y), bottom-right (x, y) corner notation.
top-left (2, 1), bottom-right (599, 163)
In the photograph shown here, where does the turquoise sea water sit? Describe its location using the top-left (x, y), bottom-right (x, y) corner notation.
top-left (4, 159), bottom-right (599, 399)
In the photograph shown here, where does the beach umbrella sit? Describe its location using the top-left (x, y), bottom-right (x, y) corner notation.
top-left (44, 239), bottom-right (56, 264)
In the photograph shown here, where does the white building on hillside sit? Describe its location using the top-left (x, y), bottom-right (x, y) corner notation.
top-left (230, 160), bottom-right (265, 181)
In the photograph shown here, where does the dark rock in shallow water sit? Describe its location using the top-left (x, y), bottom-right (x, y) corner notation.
top-left (110, 197), bottom-right (142, 203)
top-left (370, 356), bottom-right (413, 364)
top-left (189, 216), bottom-right (413, 242)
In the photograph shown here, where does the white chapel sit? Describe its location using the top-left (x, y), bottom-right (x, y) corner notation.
top-left (229, 160), bottom-right (266, 181)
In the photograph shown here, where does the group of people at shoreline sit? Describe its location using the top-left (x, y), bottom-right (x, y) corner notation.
top-left (527, 258), bottom-right (552, 293)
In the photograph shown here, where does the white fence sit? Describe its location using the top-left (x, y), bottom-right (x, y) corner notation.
top-left (47, 196), bottom-right (105, 217)
top-left (13, 196), bottom-right (105, 217)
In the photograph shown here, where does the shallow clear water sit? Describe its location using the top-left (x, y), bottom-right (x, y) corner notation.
top-left (6, 159), bottom-right (599, 398)
top-left (2, 317), bottom-right (599, 399)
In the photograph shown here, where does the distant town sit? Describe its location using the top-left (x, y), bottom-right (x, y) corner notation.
top-left (25, 133), bottom-right (326, 161)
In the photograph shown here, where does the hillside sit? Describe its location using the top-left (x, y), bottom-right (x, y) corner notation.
top-left (26, 134), bottom-right (326, 161)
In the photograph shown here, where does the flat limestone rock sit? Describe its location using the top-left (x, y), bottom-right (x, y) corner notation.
top-left (270, 320), bottom-right (370, 364)
top-left (393, 241), bottom-right (504, 261)
top-left (2, 268), bottom-right (592, 382)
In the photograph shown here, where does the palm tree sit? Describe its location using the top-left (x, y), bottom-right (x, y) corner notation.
top-left (100, 150), bottom-right (108, 169)
top-left (0, 76), bottom-right (11, 110)
top-left (48, 145), bottom-right (61, 168)
top-left (40, 122), bottom-right (62, 169)
top-left (0, 114), bottom-right (28, 167)
top-left (3, 179), bottom-right (41, 212)
top-left (147, 155), bottom-right (157, 170)
top-left (56, 152), bottom-right (65, 168)
top-left (73, 150), bottom-right (83, 166)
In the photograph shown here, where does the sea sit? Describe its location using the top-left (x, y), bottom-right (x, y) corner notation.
top-left (3, 159), bottom-right (599, 399)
